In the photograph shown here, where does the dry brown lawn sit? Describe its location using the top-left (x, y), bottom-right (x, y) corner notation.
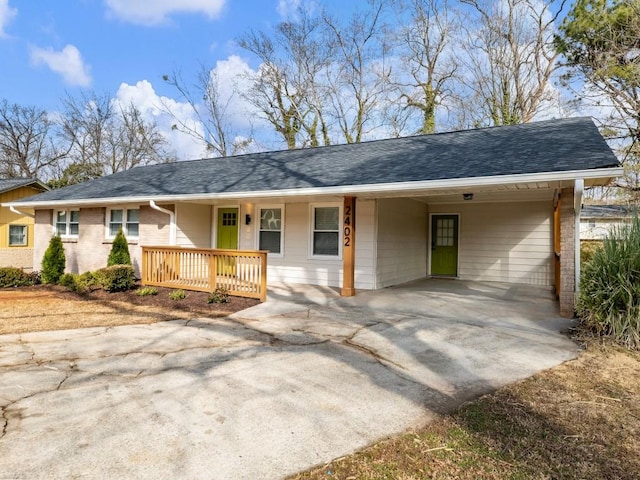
top-left (0, 285), bottom-right (258, 335)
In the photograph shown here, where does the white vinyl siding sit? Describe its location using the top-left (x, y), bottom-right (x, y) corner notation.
top-left (430, 201), bottom-right (553, 286)
top-left (176, 204), bottom-right (212, 248)
top-left (266, 200), bottom-right (376, 289)
top-left (376, 198), bottom-right (428, 288)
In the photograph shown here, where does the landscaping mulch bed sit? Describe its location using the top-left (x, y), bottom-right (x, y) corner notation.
top-left (0, 283), bottom-right (260, 335)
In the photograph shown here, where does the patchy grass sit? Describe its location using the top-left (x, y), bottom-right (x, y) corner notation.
top-left (291, 341), bottom-right (640, 480)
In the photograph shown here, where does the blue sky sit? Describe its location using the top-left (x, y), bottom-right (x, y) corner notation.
top-left (0, 0), bottom-right (357, 157)
top-left (0, 0), bottom-right (349, 109)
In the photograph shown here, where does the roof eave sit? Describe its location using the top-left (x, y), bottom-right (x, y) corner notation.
top-left (4, 166), bottom-right (623, 208)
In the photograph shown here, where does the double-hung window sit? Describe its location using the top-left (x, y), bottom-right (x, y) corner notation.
top-left (311, 205), bottom-right (340, 257)
top-left (258, 206), bottom-right (283, 255)
top-left (8, 225), bottom-right (27, 246)
top-left (55, 210), bottom-right (79, 237)
top-left (108, 208), bottom-right (139, 238)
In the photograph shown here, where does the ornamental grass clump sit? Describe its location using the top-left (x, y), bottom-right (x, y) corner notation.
top-left (577, 215), bottom-right (640, 350)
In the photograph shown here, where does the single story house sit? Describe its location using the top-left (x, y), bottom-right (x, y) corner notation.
top-left (0, 178), bottom-right (49, 270)
top-left (5, 117), bottom-right (622, 316)
top-left (580, 204), bottom-right (635, 240)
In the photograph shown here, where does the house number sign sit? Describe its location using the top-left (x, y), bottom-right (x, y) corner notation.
top-left (344, 205), bottom-right (353, 247)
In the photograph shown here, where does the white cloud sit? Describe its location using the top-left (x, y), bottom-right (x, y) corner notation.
top-left (115, 80), bottom-right (209, 160)
top-left (0, 0), bottom-right (17, 38)
top-left (105, 0), bottom-right (225, 26)
top-left (29, 44), bottom-right (92, 87)
top-left (277, 0), bottom-right (301, 18)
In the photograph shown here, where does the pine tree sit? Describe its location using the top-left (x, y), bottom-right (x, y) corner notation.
top-left (107, 228), bottom-right (132, 266)
top-left (41, 235), bottom-right (66, 284)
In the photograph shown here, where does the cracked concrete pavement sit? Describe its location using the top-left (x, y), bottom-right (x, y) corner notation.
top-left (0, 279), bottom-right (579, 479)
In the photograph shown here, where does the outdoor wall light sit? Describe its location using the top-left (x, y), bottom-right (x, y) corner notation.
top-left (463, 193), bottom-right (474, 201)
top-left (245, 214), bottom-right (252, 225)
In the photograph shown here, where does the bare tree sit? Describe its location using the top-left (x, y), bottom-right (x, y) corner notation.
top-left (58, 91), bottom-right (173, 185)
top-left (0, 100), bottom-right (68, 179)
top-left (394, 0), bottom-right (459, 134)
top-left (163, 67), bottom-right (253, 157)
top-left (458, 0), bottom-right (567, 127)
top-left (322, 0), bottom-right (391, 143)
top-left (238, 9), bottom-right (331, 149)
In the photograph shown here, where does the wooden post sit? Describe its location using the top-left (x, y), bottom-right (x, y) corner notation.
top-left (341, 196), bottom-right (356, 296)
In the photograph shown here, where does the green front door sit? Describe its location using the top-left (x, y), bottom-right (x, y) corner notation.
top-left (217, 208), bottom-right (239, 249)
top-left (431, 215), bottom-right (458, 276)
top-left (217, 208), bottom-right (239, 275)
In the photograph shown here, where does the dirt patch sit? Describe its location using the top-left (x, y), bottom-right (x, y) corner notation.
top-left (0, 284), bottom-right (259, 335)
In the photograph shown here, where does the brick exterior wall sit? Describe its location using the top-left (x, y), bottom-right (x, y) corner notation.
top-left (0, 248), bottom-right (34, 270)
top-left (34, 205), bottom-right (172, 278)
top-left (559, 187), bottom-right (576, 317)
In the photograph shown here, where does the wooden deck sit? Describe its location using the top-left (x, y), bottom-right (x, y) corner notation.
top-left (141, 246), bottom-right (268, 302)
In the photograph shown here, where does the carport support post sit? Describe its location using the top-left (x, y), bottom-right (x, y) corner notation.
top-left (341, 196), bottom-right (356, 297)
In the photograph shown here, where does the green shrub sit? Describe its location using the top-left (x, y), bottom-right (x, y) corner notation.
top-left (207, 286), bottom-right (229, 304)
top-left (58, 273), bottom-right (77, 290)
top-left (577, 216), bottom-right (640, 349)
top-left (76, 271), bottom-right (97, 292)
top-left (107, 229), bottom-right (131, 266)
top-left (0, 267), bottom-right (39, 287)
top-left (94, 265), bottom-right (135, 292)
top-left (136, 286), bottom-right (158, 296)
top-left (41, 235), bottom-right (65, 284)
top-left (580, 240), bottom-right (603, 265)
top-left (169, 289), bottom-right (187, 301)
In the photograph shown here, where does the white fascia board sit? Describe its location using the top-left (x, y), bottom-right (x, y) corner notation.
top-left (4, 166), bottom-right (623, 209)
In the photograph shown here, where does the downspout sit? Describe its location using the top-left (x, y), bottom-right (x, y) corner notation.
top-left (149, 200), bottom-right (176, 246)
top-left (9, 206), bottom-right (34, 219)
top-left (574, 178), bottom-right (584, 294)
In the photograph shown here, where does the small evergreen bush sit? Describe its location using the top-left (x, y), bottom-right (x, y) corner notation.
top-left (136, 286), bottom-right (158, 296)
top-left (0, 267), bottom-right (39, 287)
top-left (169, 289), bottom-right (187, 300)
top-left (107, 229), bottom-right (132, 266)
top-left (41, 235), bottom-right (65, 284)
top-left (58, 273), bottom-right (77, 290)
top-left (577, 216), bottom-right (640, 349)
top-left (94, 265), bottom-right (135, 292)
top-left (207, 286), bottom-right (229, 304)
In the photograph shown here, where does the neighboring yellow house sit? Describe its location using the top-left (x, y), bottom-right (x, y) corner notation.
top-left (0, 179), bottom-right (49, 270)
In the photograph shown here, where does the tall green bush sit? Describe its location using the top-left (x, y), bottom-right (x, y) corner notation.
top-left (107, 228), bottom-right (131, 266)
top-left (41, 235), bottom-right (66, 284)
top-left (577, 216), bottom-right (640, 349)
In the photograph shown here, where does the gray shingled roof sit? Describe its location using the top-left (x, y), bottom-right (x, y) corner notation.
top-left (582, 205), bottom-right (637, 219)
top-left (13, 117), bottom-right (620, 204)
top-left (0, 178), bottom-right (47, 195)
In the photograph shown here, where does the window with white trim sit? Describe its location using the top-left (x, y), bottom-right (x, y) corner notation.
top-left (311, 205), bottom-right (340, 257)
top-left (9, 225), bottom-right (27, 246)
top-left (107, 208), bottom-right (139, 238)
top-left (258, 206), bottom-right (283, 255)
top-left (55, 210), bottom-right (79, 237)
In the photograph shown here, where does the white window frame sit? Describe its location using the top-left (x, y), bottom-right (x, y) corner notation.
top-left (54, 209), bottom-right (80, 238)
top-left (106, 207), bottom-right (140, 239)
top-left (256, 204), bottom-right (285, 257)
top-left (309, 203), bottom-right (343, 259)
top-left (8, 224), bottom-right (27, 246)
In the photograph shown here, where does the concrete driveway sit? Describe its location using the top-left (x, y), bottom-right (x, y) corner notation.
top-left (0, 279), bottom-right (578, 479)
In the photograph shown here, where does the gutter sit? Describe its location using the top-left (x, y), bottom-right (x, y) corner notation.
top-left (574, 178), bottom-right (584, 295)
top-left (9, 206), bottom-right (34, 219)
top-left (149, 200), bottom-right (176, 246)
top-left (4, 166), bottom-right (624, 209)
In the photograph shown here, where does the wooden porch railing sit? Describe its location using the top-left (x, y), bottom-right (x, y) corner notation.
top-left (141, 246), bottom-right (268, 302)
